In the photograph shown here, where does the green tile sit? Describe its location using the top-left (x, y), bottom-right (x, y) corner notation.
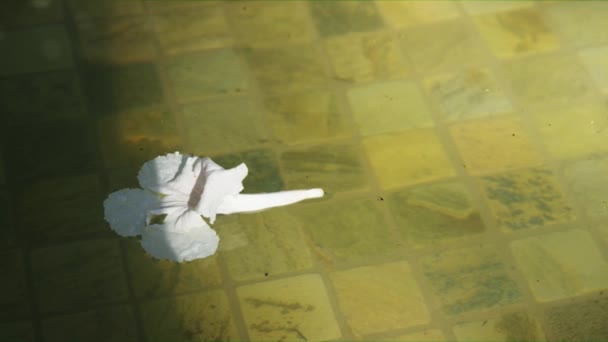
top-left (420, 245), bottom-right (522, 315)
top-left (388, 181), bottom-right (485, 249)
top-left (1, 71), bottom-right (84, 126)
top-left (243, 45), bottom-right (328, 95)
top-left (211, 149), bottom-right (283, 193)
top-left (480, 168), bottom-right (575, 232)
top-left (0, 0), bottom-right (63, 28)
top-left (0, 147), bottom-right (4, 185)
top-left (0, 25), bottom-right (73, 76)
top-left (505, 53), bottom-right (593, 106)
top-left (0, 322), bottom-right (35, 342)
top-left (310, 2), bottom-right (384, 37)
top-left (140, 289), bottom-right (239, 342)
top-left (0, 250), bottom-right (30, 320)
top-left (544, 1), bottom-right (608, 48)
top-left (67, 0), bottom-right (144, 19)
top-left (264, 90), bottom-right (353, 144)
top-left (124, 239), bottom-right (222, 299)
top-left (279, 143), bottom-right (367, 194)
top-left (182, 98), bottom-right (270, 155)
top-left (166, 49), bottom-right (248, 104)
top-left (544, 295), bottom-right (608, 341)
top-left (84, 63), bottom-right (162, 117)
top-left (424, 68), bottom-right (512, 122)
top-left (42, 305), bottom-right (138, 342)
top-left (288, 197), bottom-right (400, 265)
top-left (17, 174), bottom-right (107, 245)
top-left (453, 311), bottom-right (544, 341)
top-left (399, 19), bottom-right (486, 74)
top-left (31, 239), bottom-right (129, 314)
top-left (218, 210), bottom-right (314, 281)
top-left (0, 191), bottom-right (17, 249)
top-left (6, 119), bottom-right (97, 182)
top-left (510, 229), bottom-right (608, 302)
top-left (562, 156), bottom-right (608, 217)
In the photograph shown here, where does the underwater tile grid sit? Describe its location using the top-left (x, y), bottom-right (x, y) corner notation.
top-left (1, 0), bottom-right (608, 341)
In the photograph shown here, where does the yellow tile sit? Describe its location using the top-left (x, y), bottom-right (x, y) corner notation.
top-left (226, 1), bottom-right (315, 47)
top-left (450, 116), bottom-right (543, 175)
top-left (124, 239), bottom-right (222, 299)
top-left (150, 1), bottom-right (233, 55)
top-left (325, 31), bottom-right (408, 84)
top-left (378, 329), bottom-right (446, 341)
top-left (462, 1), bottom-right (534, 15)
top-left (42, 305), bottom-right (138, 342)
top-left (97, 109), bottom-right (181, 169)
top-left (510, 229), bottom-right (608, 302)
top-left (348, 80), bottom-right (433, 136)
top-left (505, 53), bottom-right (593, 106)
top-left (579, 46), bottom-right (608, 94)
top-left (598, 224), bottom-right (608, 246)
top-left (474, 8), bottom-right (559, 59)
top-left (237, 274), bottom-right (341, 341)
top-left (453, 312), bottom-right (545, 341)
top-left (218, 211), bottom-right (314, 281)
top-left (425, 68), bottom-right (512, 122)
top-left (531, 102), bottom-right (608, 159)
top-left (377, 1), bottom-right (460, 28)
top-left (480, 168), bottom-right (574, 232)
top-left (141, 289), bottom-right (239, 341)
top-left (330, 261), bottom-right (430, 337)
top-left (562, 157), bottom-right (608, 217)
top-left (398, 19), bottom-right (487, 74)
top-left (543, 1), bottom-right (608, 48)
top-left (264, 90), bottom-right (353, 144)
top-left (363, 129), bottom-right (456, 189)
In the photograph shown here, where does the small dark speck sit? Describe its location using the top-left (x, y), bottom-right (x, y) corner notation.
top-left (482, 320), bottom-right (487, 326)
top-left (264, 272), bottom-right (269, 277)
top-left (512, 133), bottom-right (516, 136)
top-left (139, 147), bottom-right (144, 151)
top-left (548, 123), bottom-right (552, 127)
top-left (536, 279), bottom-right (540, 282)
top-left (600, 291), bottom-right (604, 295)
top-left (210, 304), bottom-right (216, 309)
top-left (242, 6), bottom-right (247, 10)
top-left (378, 197), bottom-right (384, 201)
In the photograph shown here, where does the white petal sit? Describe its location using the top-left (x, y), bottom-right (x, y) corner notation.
top-left (103, 189), bottom-right (160, 237)
top-left (137, 152), bottom-right (201, 196)
top-left (140, 219), bottom-right (219, 262)
top-left (195, 158), bottom-right (248, 224)
top-left (217, 189), bottom-right (324, 215)
top-left (157, 206), bottom-right (207, 233)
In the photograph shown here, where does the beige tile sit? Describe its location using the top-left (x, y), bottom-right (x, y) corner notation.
top-left (264, 90), bottom-right (353, 145)
top-left (562, 156), bottom-right (608, 217)
top-left (279, 143), bottom-right (368, 194)
top-left (226, 1), bottom-right (315, 47)
top-left (377, 1), bottom-right (460, 28)
top-left (0, 250), bottom-right (30, 320)
top-left (479, 168), bottom-right (574, 232)
top-left (76, 16), bottom-right (155, 64)
top-left (363, 129), bottom-right (456, 189)
top-left (579, 45), bottom-right (608, 94)
top-left (17, 174), bottom-right (107, 245)
top-left (31, 239), bottom-right (129, 314)
top-left (510, 229), bottom-right (608, 302)
top-left (218, 211), bottom-right (314, 281)
top-left (287, 196), bottom-right (400, 266)
top-left (124, 239), bottom-right (222, 299)
top-left (543, 1), bottom-right (608, 48)
top-left (150, 1), bottom-right (233, 55)
top-left (330, 261), bottom-right (430, 337)
top-left (97, 109), bottom-right (182, 169)
top-left (243, 44), bottom-right (329, 95)
top-left (181, 97), bottom-right (270, 155)
top-left (141, 289), bottom-right (239, 342)
top-left (348, 80), bottom-right (433, 136)
top-left (531, 102), bottom-right (608, 160)
top-left (325, 31), bottom-right (408, 84)
top-left (0, 322), bottom-right (35, 342)
top-left (462, 1), bottom-right (534, 15)
top-left (378, 328), bottom-right (446, 341)
top-left (424, 68), bottom-right (512, 122)
top-left (237, 274), bottom-right (341, 341)
top-left (505, 53), bottom-right (593, 106)
top-left (398, 19), bottom-right (487, 74)
top-left (389, 181), bottom-right (485, 249)
top-left (474, 8), bottom-right (559, 59)
top-left (420, 244), bottom-right (522, 315)
top-left (42, 305), bottom-right (138, 342)
top-left (450, 116), bottom-right (544, 175)
top-left (453, 312), bottom-right (545, 341)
